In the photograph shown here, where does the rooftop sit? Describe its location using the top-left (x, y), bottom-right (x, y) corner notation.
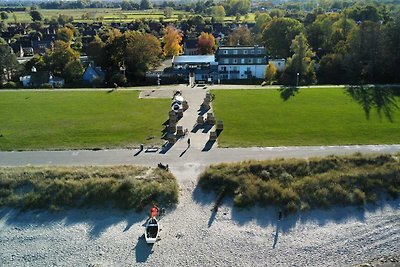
top-left (172, 55), bottom-right (215, 64)
top-left (218, 46), bottom-right (265, 50)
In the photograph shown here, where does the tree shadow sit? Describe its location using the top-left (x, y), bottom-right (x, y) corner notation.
top-left (202, 140), bottom-right (216, 151)
top-left (191, 183), bottom-right (400, 233)
top-left (345, 85), bottom-right (400, 122)
top-left (134, 236), bottom-right (154, 263)
top-left (278, 86), bottom-right (300, 101)
top-left (0, 208), bottom-right (144, 239)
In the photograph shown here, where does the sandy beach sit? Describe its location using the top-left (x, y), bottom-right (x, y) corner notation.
top-left (1, 176), bottom-right (399, 267)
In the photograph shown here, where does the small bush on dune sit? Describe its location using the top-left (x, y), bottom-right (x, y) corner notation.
top-left (198, 153), bottom-right (400, 213)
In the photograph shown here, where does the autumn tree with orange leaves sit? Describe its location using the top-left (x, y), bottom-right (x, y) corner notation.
top-left (163, 26), bottom-right (183, 57)
top-left (197, 32), bottom-right (216, 55)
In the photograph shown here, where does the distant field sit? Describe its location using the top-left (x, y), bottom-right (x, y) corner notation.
top-left (0, 90), bottom-right (169, 150)
top-left (5, 8), bottom-right (190, 23)
top-left (212, 88), bottom-right (400, 147)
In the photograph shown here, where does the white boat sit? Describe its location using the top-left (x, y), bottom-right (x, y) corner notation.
top-left (171, 91), bottom-right (184, 113)
top-left (144, 217), bottom-right (159, 244)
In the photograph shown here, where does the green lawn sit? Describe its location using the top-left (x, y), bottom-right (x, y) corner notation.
top-left (0, 90), bottom-right (169, 150)
top-left (212, 88), bottom-right (400, 147)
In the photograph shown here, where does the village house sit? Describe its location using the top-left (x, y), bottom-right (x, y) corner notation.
top-left (216, 45), bottom-right (268, 80)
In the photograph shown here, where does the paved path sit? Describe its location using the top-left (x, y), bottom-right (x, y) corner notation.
top-left (1, 145), bottom-right (400, 168)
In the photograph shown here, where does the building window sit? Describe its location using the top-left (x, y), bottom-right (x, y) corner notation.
top-left (257, 58), bottom-right (262, 63)
top-left (244, 50), bottom-right (248, 54)
top-left (257, 50), bottom-right (262, 54)
top-left (250, 50), bottom-right (255, 54)
top-left (233, 59), bottom-right (238, 63)
top-left (233, 50), bottom-right (238, 54)
top-left (223, 50), bottom-right (228, 54)
top-left (241, 58), bottom-right (245, 64)
top-left (248, 59), bottom-right (253, 63)
top-left (224, 59), bottom-right (229, 64)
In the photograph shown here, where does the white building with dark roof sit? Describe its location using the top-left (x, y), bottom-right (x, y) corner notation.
top-left (216, 45), bottom-right (268, 80)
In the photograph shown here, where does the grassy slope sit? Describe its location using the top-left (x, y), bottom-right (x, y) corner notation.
top-left (0, 90), bottom-right (169, 150)
top-left (212, 88), bottom-right (400, 147)
top-left (0, 165), bottom-right (179, 211)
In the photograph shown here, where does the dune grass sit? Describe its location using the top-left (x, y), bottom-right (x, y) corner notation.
top-left (0, 90), bottom-right (169, 150)
top-left (198, 153), bottom-right (400, 213)
top-left (0, 165), bottom-right (179, 211)
top-left (211, 88), bottom-right (400, 147)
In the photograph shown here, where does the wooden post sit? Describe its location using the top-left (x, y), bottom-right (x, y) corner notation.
top-left (210, 131), bottom-right (217, 141)
top-left (176, 125), bottom-right (183, 136)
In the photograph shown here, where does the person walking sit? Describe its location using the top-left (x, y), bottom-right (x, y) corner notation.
top-left (187, 138), bottom-right (191, 148)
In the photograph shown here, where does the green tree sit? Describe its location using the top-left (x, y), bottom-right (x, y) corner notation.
top-left (317, 53), bottom-right (346, 84)
top-left (265, 61), bottom-right (277, 84)
top-left (345, 21), bottom-right (384, 84)
top-left (58, 14), bottom-right (73, 26)
top-left (263, 17), bottom-right (304, 58)
top-left (87, 35), bottom-right (106, 67)
top-left (64, 60), bottom-right (84, 85)
top-left (0, 12), bottom-right (8, 21)
top-left (123, 31), bottom-right (162, 80)
top-left (140, 0), bottom-right (152, 10)
top-left (57, 27), bottom-right (74, 42)
top-left (224, 0), bottom-right (251, 16)
top-left (306, 13), bottom-right (339, 53)
top-left (254, 13), bottom-right (271, 34)
top-left (227, 26), bottom-right (254, 46)
top-left (164, 7), bottom-right (174, 19)
top-left (211, 5), bottom-right (226, 23)
top-left (0, 43), bottom-right (19, 83)
top-left (30, 10), bottom-right (43, 21)
top-left (281, 33), bottom-right (316, 86)
top-left (43, 40), bottom-right (80, 76)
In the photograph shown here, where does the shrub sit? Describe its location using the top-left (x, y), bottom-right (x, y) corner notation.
top-left (3, 81), bottom-right (17, 88)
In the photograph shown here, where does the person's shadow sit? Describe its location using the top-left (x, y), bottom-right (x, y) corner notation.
top-left (272, 223), bottom-right (280, 249)
top-left (179, 147), bottom-right (189, 157)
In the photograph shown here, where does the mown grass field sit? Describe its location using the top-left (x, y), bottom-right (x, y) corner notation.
top-left (5, 8), bottom-right (191, 23)
top-left (199, 153), bottom-right (400, 212)
top-left (212, 88), bottom-right (400, 147)
top-left (0, 90), bottom-right (169, 151)
top-left (0, 165), bottom-right (179, 211)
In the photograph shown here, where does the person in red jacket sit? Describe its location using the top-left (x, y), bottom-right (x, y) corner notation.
top-left (150, 203), bottom-right (159, 218)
